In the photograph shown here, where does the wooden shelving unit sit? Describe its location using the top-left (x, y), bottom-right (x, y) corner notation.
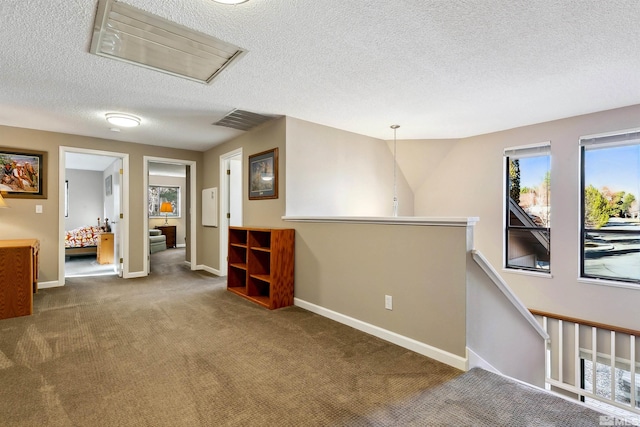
top-left (0, 239), bottom-right (39, 319)
top-left (227, 227), bottom-right (295, 309)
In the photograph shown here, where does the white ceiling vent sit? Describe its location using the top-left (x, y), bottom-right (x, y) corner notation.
top-left (89, 0), bottom-right (245, 84)
top-left (213, 109), bottom-right (277, 131)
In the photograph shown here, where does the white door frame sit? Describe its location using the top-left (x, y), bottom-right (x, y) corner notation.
top-left (59, 146), bottom-right (130, 285)
top-left (143, 156), bottom-right (197, 274)
top-left (220, 148), bottom-right (243, 275)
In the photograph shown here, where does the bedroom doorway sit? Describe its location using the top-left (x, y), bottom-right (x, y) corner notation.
top-left (59, 147), bottom-right (129, 284)
top-left (143, 157), bottom-right (197, 275)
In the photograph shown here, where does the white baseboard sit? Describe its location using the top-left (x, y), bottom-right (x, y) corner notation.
top-left (124, 271), bottom-right (147, 279)
top-left (38, 280), bottom-right (62, 289)
top-left (294, 298), bottom-right (468, 371)
top-left (176, 243), bottom-right (186, 248)
top-left (196, 264), bottom-right (222, 276)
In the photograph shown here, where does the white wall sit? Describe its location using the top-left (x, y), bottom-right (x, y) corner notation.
top-left (286, 117), bottom-right (414, 217)
top-left (404, 104), bottom-right (640, 331)
top-left (467, 253), bottom-right (546, 386)
top-left (65, 169), bottom-right (103, 231)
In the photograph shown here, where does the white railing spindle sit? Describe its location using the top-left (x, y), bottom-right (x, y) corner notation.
top-left (558, 320), bottom-right (564, 383)
top-left (575, 323), bottom-right (580, 390)
top-left (632, 335), bottom-right (637, 410)
top-left (543, 316), bottom-right (551, 386)
top-left (592, 326), bottom-right (597, 396)
top-left (611, 331), bottom-right (616, 402)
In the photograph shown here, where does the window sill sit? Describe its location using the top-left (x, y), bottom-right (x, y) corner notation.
top-left (578, 277), bottom-right (640, 291)
top-left (502, 268), bottom-right (553, 279)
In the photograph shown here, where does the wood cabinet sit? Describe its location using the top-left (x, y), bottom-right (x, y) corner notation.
top-left (156, 225), bottom-right (176, 248)
top-left (227, 227), bottom-right (295, 309)
top-left (97, 232), bottom-right (114, 265)
top-left (0, 239), bottom-right (39, 319)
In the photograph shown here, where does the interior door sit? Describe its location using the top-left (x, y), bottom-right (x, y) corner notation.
top-left (114, 160), bottom-right (123, 277)
top-left (220, 150), bottom-right (242, 275)
top-left (229, 157), bottom-right (242, 227)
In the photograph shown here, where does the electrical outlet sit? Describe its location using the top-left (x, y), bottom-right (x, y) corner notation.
top-left (385, 295), bottom-right (393, 310)
top-left (35, 205), bottom-right (43, 214)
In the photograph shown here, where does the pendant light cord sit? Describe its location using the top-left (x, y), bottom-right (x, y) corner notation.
top-left (391, 125), bottom-right (400, 217)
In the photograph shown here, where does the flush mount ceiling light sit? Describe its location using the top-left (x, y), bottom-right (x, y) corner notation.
top-left (106, 113), bottom-right (141, 127)
top-left (90, 0), bottom-right (246, 84)
top-left (212, 0), bottom-right (249, 4)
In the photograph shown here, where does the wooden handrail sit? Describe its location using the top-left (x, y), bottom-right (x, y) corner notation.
top-left (530, 309), bottom-right (640, 337)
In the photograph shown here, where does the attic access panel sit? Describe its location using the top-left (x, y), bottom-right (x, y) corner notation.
top-left (89, 0), bottom-right (245, 84)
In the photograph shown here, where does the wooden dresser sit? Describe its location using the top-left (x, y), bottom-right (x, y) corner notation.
top-left (0, 239), bottom-right (39, 319)
top-left (97, 232), bottom-right (114, 265)
top-left (156, 225), bottom-right (176, 248)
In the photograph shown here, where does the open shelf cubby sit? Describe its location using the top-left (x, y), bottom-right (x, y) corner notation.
top-left (226, 227), bottom-right (294, 309)
top-left (248, 230), bottom-right (271, 251)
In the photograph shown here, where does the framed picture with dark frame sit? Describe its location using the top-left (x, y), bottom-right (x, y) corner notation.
top-left (0, 147), bottom-right (47, 199)
top-left (249, 148), bottom-right (278, 200)
top-left (148, 185), bottom-right (181, 218)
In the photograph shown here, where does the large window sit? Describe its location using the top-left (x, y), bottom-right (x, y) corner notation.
top-left (505, 143), bottom-right (551, 272)
top-left (580, 130), bottom-right (640, 284)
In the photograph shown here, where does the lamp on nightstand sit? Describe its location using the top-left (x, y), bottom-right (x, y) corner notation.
top-left (160, 202), bottom-right (173, 225)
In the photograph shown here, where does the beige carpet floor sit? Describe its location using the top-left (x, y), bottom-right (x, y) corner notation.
top-left (0, 249), bottom-right (606, 426)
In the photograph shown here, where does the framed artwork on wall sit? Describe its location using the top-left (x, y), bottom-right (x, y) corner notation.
top-left (0, 147), bottom-right (47, 198)
top-left (148, 185), bottom-right (181, 218)
top-left (249, 148), bottom-right (278, 200)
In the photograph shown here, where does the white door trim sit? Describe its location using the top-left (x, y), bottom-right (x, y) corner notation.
top-left (220, 148), bottom-right (243, 275)
top-left (59, 146), bottom-right (130, 285)
top-left (143, 156), bottom-right (197, 274)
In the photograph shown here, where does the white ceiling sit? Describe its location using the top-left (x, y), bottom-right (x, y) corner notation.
top-left (2, 1), bottom-right (640, 152)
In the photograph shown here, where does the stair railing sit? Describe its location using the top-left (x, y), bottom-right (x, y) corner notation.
top-left (531, 310), bottom-right (640, 415)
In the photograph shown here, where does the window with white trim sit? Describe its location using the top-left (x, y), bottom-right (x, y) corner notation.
top-left (504, 143), bottom-right (551, 272)
top-left (580, 130), bottom-right (640, 284)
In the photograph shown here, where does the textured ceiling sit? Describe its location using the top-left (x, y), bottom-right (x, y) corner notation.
top-left (1, 0), bottom-right (639, 152)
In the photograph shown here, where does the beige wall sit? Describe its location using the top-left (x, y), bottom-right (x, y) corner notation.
top-left (291, 221), bottom-right (469, 357)
top-left (0, 125), bottom-right (203, 282)
top-left (286, 117), bottom-right (414, 216)
top-left (201, 117), bottom-right (287, 271)
top-left (406, 104), bottom-right (640, 330)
